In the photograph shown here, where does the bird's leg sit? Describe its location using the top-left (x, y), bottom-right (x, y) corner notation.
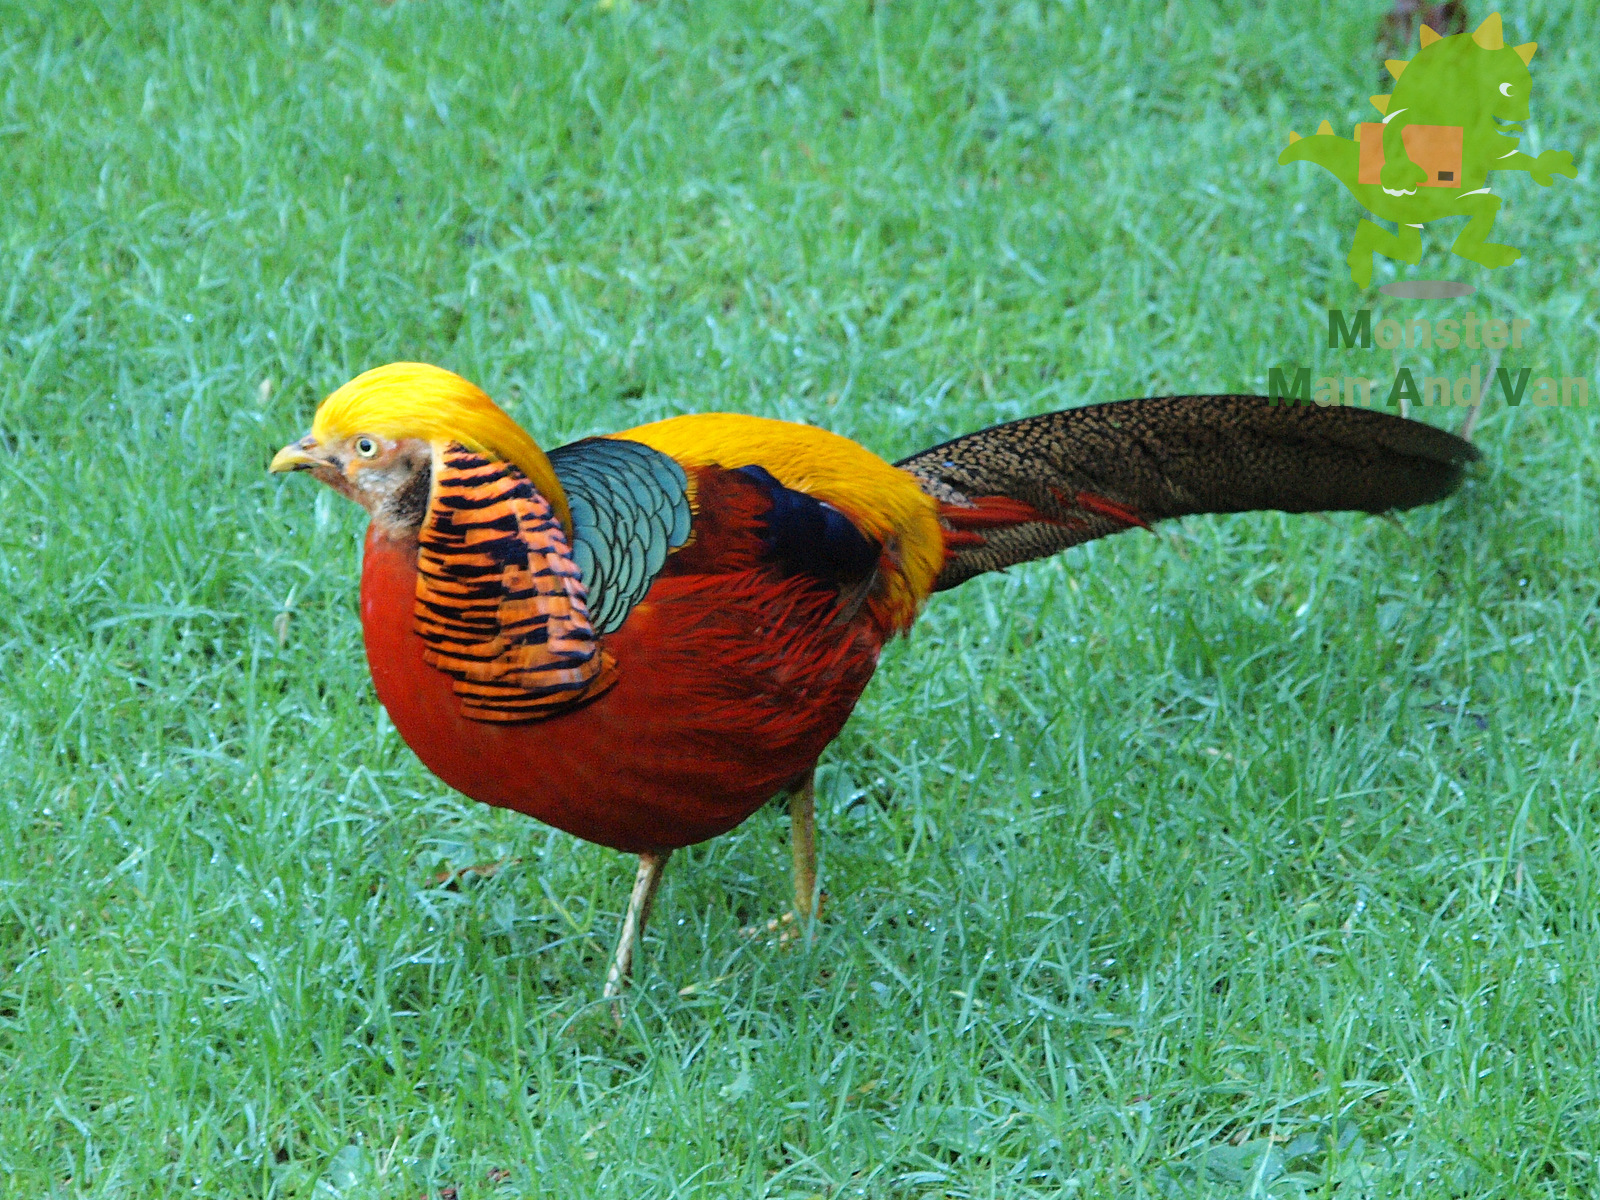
top-left (603, 850), bottom-right (671, 1009)
top-left (739, 772), bottom-right (827, 944)
top-left (790, 773), bottom-right (818, 925)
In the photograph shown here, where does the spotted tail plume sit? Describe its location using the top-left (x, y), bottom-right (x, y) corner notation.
top-left (896, 394), bottom-right (1478, 591)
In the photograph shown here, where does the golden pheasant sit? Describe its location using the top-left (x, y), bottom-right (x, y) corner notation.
top-left (271, 363), bottom-right (1476, 997)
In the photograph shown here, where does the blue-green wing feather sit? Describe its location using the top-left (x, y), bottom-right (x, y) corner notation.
top-left (546, 437), bottom-right (692, 635)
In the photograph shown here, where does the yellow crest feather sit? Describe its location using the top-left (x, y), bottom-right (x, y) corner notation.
top-left (1419, 24), bottom-right (1441, 47)
top-left (311, 363), bottom-right (571, 533)
top-left (1472, 13), bottom-right (1504, 50)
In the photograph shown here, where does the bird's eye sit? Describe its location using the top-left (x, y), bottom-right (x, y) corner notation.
top-left (355, 436), bottom-right (378, 458)
top-left (1500, 82), bottom-right (1513, 96)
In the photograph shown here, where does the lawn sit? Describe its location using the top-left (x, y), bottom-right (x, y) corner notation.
top-left (2, 0), bottom-right (1598, 1195)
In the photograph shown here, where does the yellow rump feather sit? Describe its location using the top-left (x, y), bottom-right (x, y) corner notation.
top-left (311, 363), bottom-right (571, 534)
top-left (613, 413), bottom-right (944, 627)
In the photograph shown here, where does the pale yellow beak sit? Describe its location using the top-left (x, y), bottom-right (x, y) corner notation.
top-left (269, 434), bottom-right (323, 473)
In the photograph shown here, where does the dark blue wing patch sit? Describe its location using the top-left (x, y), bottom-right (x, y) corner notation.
top-left (734, 465), bottom-right (881, 583)
top-left (546, 437), bottom-right (693, 635)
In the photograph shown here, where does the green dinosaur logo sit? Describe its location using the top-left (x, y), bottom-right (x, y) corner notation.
top-left (1279, 13), bottom-right (1575, 288)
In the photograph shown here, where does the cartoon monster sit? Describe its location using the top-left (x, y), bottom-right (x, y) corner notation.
top-left (1279, 13), bottom-right (1575, 288)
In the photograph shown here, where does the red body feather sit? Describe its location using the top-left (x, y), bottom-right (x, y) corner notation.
top-left (359, 474), bottom-right (888, 853)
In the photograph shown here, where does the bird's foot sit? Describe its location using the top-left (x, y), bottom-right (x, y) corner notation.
top-left (739, 891), bottom-right (830, 947)
top-left (428, 855), bottom-right (521, 889)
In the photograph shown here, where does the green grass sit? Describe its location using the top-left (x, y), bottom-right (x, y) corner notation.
top-left (2, 0), bottom-right (1598, 1195)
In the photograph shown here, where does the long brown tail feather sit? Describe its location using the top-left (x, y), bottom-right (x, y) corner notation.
top-left (895, 394), bottom-right (1479, 591)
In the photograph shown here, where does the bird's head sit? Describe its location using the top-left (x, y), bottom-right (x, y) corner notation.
top-left (269, 362), bottom-right (570, 537)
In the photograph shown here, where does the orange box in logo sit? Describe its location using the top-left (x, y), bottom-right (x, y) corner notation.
top-left (1356, 123), bottom-right (1464, 188)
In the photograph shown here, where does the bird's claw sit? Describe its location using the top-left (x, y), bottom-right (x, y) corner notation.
top-left (739, 892), bottom-right (829, 947)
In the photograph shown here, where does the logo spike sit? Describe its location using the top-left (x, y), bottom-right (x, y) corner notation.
top-left (1385, 59), bottom-right (1409, 80)
top-left (1515, 41), bottom-right (1537, 64)
top-left (1369, 94), bottom-right (1391, 115)
top-left (1287, 130), bottom-right (1302, 143)
top-left (1317, 119), bottom-right (1333, 135)
top-left (1419, 24), bottom-right (1441, 47)
top-left (1472, 13), bottom-right (1504, 50)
